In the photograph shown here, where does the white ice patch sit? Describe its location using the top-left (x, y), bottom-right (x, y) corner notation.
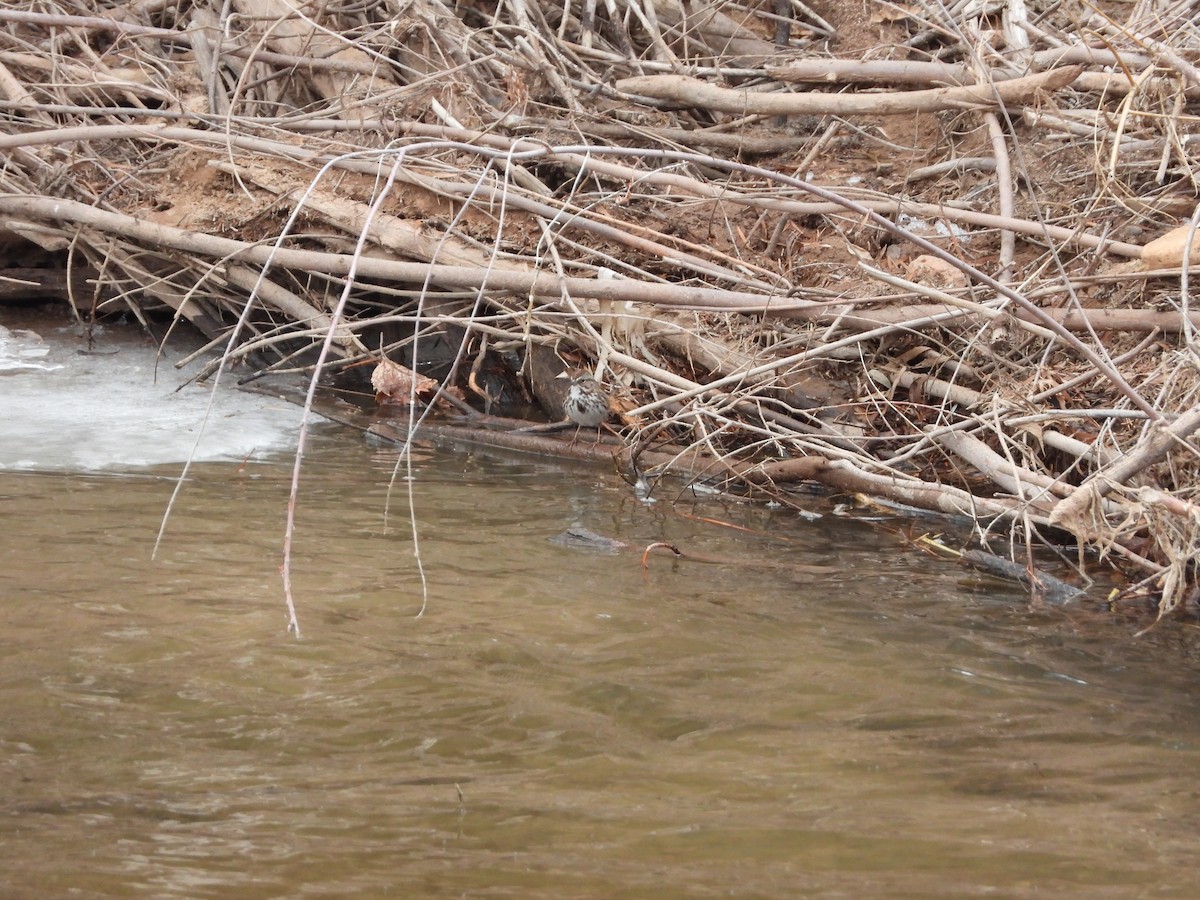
top-left (0, 321), bottom-right (310, 472)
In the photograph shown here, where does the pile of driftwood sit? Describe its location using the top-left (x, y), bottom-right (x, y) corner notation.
top-left (2, 0), bottom-right (1200, 615)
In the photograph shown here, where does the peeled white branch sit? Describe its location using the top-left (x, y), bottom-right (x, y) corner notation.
top-left (616, 68), bottom-right (1083, 117)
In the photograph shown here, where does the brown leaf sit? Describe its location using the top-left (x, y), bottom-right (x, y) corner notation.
top-left (371, 358), bottom-right (439, 405)
top-left (1140, 225), bottom-right (1200, 270)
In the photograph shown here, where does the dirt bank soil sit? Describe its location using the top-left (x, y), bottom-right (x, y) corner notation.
top-left (2, 1), bottom-right (1199, 615)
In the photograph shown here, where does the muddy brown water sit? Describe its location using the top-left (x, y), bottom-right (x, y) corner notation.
top-left (4, 8), bottom-right (1199, 889)
top-left (4, 430), bottom-right (1200, 896)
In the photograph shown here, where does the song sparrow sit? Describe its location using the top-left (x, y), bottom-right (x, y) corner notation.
top-left (557, 371), bottom-right (611, 427)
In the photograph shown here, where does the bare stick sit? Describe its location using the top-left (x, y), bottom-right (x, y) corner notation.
top-left (615, 67), bottom-right (1082, 116)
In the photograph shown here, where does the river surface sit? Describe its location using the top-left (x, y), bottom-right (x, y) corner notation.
top-left (3, 314), bottom-right (1200, 897)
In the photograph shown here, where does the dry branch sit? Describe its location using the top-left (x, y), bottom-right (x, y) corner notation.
top-left (616, 68), bottom-right (1083, 116)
